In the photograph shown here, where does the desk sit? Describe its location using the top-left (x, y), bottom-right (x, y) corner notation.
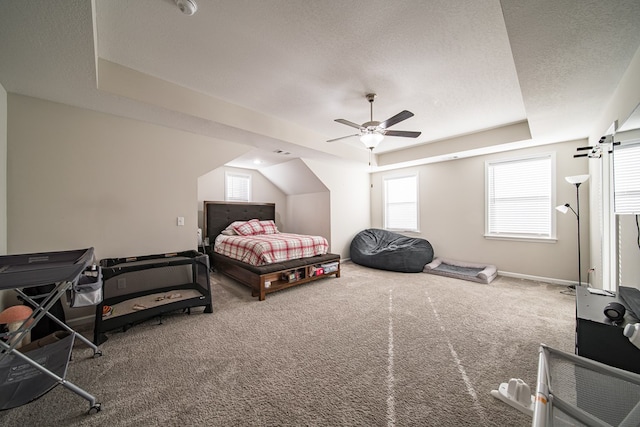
top-left (576, 286), bottom-right (640, 374)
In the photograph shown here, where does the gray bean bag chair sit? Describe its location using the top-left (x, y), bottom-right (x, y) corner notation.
top-left (350, 228), bottom-right (434, 273)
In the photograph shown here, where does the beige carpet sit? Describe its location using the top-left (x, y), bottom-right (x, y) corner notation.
top-left (0, 262), bottom-right (575, 426)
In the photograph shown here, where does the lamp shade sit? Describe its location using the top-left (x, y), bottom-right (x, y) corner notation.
top-left (360, 132), bottom-right (384, 149)
top-left (565, 174), bottom-right (589, 185)
top-left (555, 204), bottom-right (570, 214)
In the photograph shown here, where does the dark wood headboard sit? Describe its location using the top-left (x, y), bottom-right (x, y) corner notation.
top-left (203, 201), bottom-right (276, 243)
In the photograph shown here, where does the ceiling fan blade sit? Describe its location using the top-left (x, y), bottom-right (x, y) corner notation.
top-left (335, 119), bottom-right (363, 130)
top-left (379, 110), bottom-right (414, 129)
top-left (383, 130), bottom-right (421, 138)
top-left (327, 134), bottom-right (359, 143)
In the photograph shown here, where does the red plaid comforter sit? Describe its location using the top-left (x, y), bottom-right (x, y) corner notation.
top-left (214, 233), bottom-right (329, 266)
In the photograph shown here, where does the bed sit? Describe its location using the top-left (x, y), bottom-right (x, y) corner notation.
top-left (204, 201), bottom-right (340, 300)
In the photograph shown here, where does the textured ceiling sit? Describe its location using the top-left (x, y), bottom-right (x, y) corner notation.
top-left (1, 0), bottom-right (640, 170)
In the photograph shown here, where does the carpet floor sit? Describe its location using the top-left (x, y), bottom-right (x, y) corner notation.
top-left (0, 261), bottom-right (575, 426)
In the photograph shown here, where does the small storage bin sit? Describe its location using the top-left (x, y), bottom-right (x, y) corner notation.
top-left (321, 262), bottom-right (339, 274)
top-left (310, 266), bottom-right (324, 276)
top-left (282, 270), bottom-right (302, 283)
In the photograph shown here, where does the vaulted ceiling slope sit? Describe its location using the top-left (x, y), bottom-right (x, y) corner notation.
top-left (1, 1), bottom-right (639, 170)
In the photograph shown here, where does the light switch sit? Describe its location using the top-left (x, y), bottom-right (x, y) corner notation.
top-left (177, 216), bottom-right (185, 226)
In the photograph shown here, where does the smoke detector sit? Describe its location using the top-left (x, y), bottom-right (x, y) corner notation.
top-left (175, 0), bottom-right (197, 16)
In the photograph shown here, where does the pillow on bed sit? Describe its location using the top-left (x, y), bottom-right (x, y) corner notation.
top-left (232, 219), bottom-right (264, 236)
top-left (220, 221), bottom-right (243, 236)
top-left (259, 220), bottom-right (279, 234)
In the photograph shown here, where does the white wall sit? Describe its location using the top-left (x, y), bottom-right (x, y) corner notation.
top-left (0, 82), bottom-right (6, 256)
top-left (303, 158), bottom-right (371, 258)
top-left (7, 94), bottom-right (250, 260)
top-left (0, 82), bottom-right (15, 311)
top-left (260, 158), bottom-right (332, 243)
top-left (287, 191), bottom-right (331, 244)
top-left (260, 159), bottom-right (329, 197)
top-left (197, 166), bottom-right (288, 233)
top-left (370, 140), bottom-right (589, 283)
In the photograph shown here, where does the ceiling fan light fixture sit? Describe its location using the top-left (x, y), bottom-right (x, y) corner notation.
top-left (360, 132), bottom-right (384, 149)
top-left (328, 93), bottom-right (419, 149)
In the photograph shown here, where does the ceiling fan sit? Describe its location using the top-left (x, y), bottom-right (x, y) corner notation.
top-left (327, 93), bottom-right (421, 149)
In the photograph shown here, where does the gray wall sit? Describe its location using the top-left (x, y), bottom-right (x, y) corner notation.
top-left (5, 94), bottom-right (255, 321)
top-left (4, 94), bottom-right (369, 262)
top-left (370, 141), bottom-right (589, 284)
top-left (6, 94), bottom-right (251, 260)
top-left (287, 191), bottom-right (331, 244)
top-left (0, 83), bottom-right (5, 257)
top-left (305, 158), bottom-right (371, 258)
top-left (0, 82), bottom-right (13, 311)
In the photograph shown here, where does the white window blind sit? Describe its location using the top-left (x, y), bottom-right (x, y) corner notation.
top-left (384, 174), bottom-right (418, 231)
top-left (486, 154), bottom-right (553, 238)
top-left (225, 172), bottom-right (251, 202)
top-left (614, 142), bottom-right (640, 214)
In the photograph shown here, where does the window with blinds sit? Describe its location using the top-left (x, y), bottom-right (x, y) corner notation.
top-left (225, 172), bottom-right (251, 202)
top-left (486, 154), bottom-right (554, 239)
top-left (614, 142), bottom-right (640, 215)
top-left (384, 173), bottom-right (419, 231)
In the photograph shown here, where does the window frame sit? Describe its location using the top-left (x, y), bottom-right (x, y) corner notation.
top-left (613, 140), bottom-right (640, 215)
top-left (383, 172), bottom-right (420, 233)
top-left (225, 171), bottom-right (251, 202)
top-left (485, 152), bottom-right (556, 242)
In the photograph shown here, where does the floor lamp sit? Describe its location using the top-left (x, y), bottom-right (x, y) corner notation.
top-left (556, 174), bottom-right (589, 287)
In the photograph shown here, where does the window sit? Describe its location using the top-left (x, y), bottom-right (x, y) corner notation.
top-left (384, 173), bottom-right (418, 231)
top-left (486, 153), bottom-right (554, 239)
top-left (614, 142), bottom-right (640, 214)
top-left (225, 172), bottom-right (251, 202)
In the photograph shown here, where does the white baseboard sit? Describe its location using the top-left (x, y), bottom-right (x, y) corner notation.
top-left (345, 261), bottom-right (576, 287)
top-left (498, 270), bottom-right (578, 287)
